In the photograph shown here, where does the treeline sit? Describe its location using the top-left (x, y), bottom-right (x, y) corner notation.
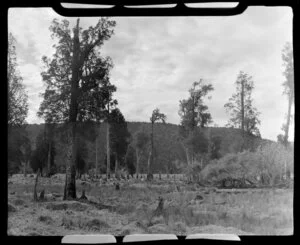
top-left (8, 122), bottom-right (269, 177)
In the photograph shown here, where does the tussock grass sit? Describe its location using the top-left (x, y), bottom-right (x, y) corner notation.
top-left (116, 203), bottom-right (136, 215)
top-left (84, 218), bottom-right (110, 231)
top-left (13, 199), bottom-right (25, 206)
top-left (61, 215), bottom-right (110, 231)
top-left (38, 215), bottom-right (54, 225)
top-left (46, 201), bottom-right (89, 211)
top-left (8, 203), bottom-right (17, 212)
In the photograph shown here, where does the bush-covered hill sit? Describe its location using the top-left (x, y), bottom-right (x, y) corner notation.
top-left (16, 122), bottom-right (272, 174)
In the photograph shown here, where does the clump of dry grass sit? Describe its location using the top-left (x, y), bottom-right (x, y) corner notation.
top-left (84, 218), bottom-right (110, 231)
top-left (8, 203), bottom-right (17, 212)
top-left (147, 223), bottom-right (172, 234)
top-left (38, 215), bottom-right (54, 225)
top-left (13, 199), bottom-right (25, 206)
top-left (61, 215), bottom-right (75, 230)
top-left (61, 214), bottom-right (110, 231)
top-left (116, 203), bottom-right (136, 215)
top-left (46, 203), bottom-right (68, 211)
top-left (27, 231), bottom-right (41, 236)
top-left (46, 201), bottom-right (89, 212)
top-left (68, 202), bottom-right (89, 211)
top-left (151, 215), bottom-right (165, 225)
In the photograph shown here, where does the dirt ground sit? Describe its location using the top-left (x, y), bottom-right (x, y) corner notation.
top-left (7, 174), bottom-right (293, 236)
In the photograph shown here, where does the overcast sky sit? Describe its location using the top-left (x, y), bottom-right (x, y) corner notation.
top-left (8, 6), bottom-right (293, 141)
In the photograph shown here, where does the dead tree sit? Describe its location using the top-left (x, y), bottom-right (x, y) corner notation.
top-left (33, 169), bottom-right (41, 201)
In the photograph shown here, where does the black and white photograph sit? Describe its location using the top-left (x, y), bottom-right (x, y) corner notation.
top-left (7, 4), bottom-right (294, 236)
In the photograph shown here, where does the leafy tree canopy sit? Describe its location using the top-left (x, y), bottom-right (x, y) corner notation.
top-left (224, 71), bottom-right (261, 137)
top-left (8, 33), bottom-right (28, 127)
top-left (179, 79), bottom-right (214, 132)
top-left (37, 18), bottom-right (117, 124)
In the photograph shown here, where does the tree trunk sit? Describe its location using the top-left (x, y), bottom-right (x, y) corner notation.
top-left (147, 122), bottom-right (154, 180)
top-left (115, 153), bottom-right (119, 179)
top-left (185, 147), bottom-right (190, 165)
top-left (106, 121), bottom-right (110, 179)
top-left (136, 149), bottom-right (140, 178)
top-left (241, 79), bottom-right (245, 151)
top-left (95, 125), bottom-right (98, 177)
top-left (284, 94), bottom-right (293, 147)
top-left (181, 141), bottom-right (190, 165)
top-left (65, 18), bottom-right (80, 200)
top-left (47, 141), bottom-right (52, 177)
top-left (63, 171), bottom-right (67, 199)
top-left (147, 150), bottom-right (152, 175)
top-left (23, 161), bottom-right (27, 177)
top-left (33, 168), bottom-right (40, 201)
top-left (65, 123), bottom-right (77, 200)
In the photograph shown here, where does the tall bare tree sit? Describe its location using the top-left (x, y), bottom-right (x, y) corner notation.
top-left (281, 42), bottom-right (294, 147)
top-left (147, 108), bottom-right (166, 180)
top-left (109, 108), bottom-right (130, 179)
top-left (132, 131), bottom-right (149, 178)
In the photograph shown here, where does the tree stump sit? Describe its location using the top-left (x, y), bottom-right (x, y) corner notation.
top-left (79, 189), bottom-right (88, 200)
top-left (152, 196), bottom-right (164, 217)
top-left (39, 189), bottom-right (45, 201)
top-left (147, 173), bottom-right (153, 181)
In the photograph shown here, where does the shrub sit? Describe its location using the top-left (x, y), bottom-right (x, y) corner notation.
top-left (256, 142), bottom-right (293, 185)
top-left (200, 142), bottom-right (294, 187)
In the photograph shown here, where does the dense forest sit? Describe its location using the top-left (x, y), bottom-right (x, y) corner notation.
top-left (10, 122), bottom-right (270, 176)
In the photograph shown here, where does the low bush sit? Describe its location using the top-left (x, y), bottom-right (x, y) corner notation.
top-left (200, 142), bottom-right (293, 187)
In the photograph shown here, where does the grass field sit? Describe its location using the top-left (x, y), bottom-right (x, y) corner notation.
top-left (7, 174), bottom-right (293, 236)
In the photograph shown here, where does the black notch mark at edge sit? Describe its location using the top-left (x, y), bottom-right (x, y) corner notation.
top-left (52, 1), bottom-right (248, 17)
